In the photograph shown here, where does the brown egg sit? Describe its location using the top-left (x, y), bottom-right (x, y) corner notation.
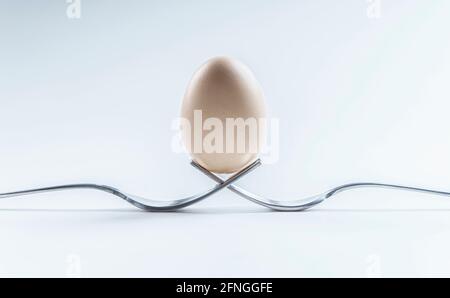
top-left (181, 57), bottom-right (266, 173)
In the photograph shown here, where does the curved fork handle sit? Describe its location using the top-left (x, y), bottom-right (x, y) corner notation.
top-left (0, 159), bottom-right (262, 211)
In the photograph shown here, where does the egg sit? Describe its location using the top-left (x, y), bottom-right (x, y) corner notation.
top-left (181, 57), bottom-right (266, 173)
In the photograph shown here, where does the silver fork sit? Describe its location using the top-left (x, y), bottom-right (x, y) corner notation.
top-left (0, 159), bottom-right (261, 211)
top-left (191, 161), bottom-right (450, 211)
top-left (2, 158), bottom-right (450, 212)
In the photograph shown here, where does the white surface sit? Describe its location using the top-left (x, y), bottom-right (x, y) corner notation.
top-left (3, 191), bottom-right (450, 278)
top-left (1, 0), bottom-right (450, 277)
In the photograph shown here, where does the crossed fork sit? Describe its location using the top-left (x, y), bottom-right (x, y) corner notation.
top-left (1, 159), bottom-right (450, 211)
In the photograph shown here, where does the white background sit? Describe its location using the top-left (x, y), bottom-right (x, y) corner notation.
top-left (1, 0), bottom-right (450, 277)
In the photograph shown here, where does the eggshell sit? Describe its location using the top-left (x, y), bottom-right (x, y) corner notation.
top-left (181, 57), bottom-right (266, 173)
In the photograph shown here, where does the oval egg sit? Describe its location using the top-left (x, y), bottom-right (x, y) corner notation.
top-left (181, 57), bottom-right (266, 173)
